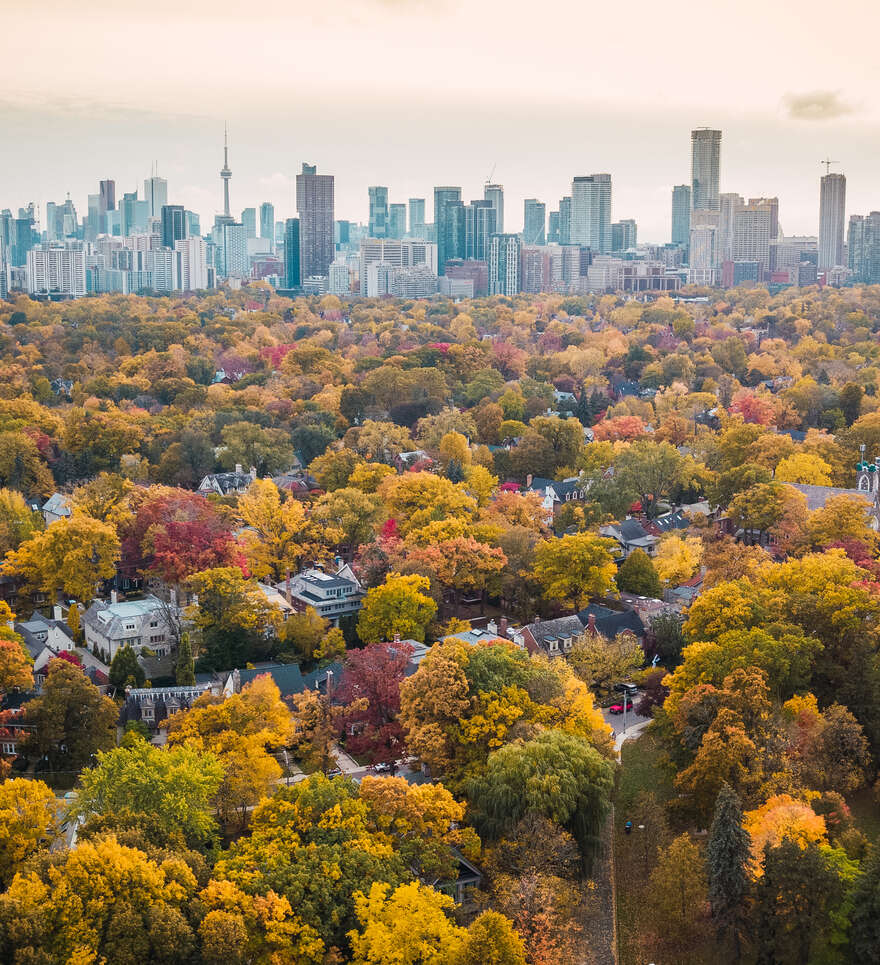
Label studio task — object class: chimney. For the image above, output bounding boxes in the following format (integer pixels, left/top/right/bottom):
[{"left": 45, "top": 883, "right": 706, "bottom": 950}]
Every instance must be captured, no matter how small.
[
  {"left": 235, "top": 463, "right": 243, "bottom": 475},
  {"left": 393, "top": 632, "right": 401, "bottom": 644},
  {"left": 588, "top": 612, "right": 597, "bottom": 634},
  {"left": 487, "top": 619, "right": 498, "bottom": 636},
  {"left": 526, "top": 473, "right": 533, "bottom": 488},
  {"left": 232, "top": 668, "right": 241, "bottom": 693},
  {"left": 499, "top": 617, "right": 508, "bottom": 639},
  {"left": 110, "top": 590, "right": 118, "bottom": 605},
  {"left": 285, "top": 569, "right": 292, "bottom": 605},
  {"left": 170, "top": 587, "right": 177, "bottom": 607},
  {"left": 53, "top": 605, "right": 63, "bottom": 621},
  {"left": 249, "top": 466, "right": 257, "bottom": 481}
]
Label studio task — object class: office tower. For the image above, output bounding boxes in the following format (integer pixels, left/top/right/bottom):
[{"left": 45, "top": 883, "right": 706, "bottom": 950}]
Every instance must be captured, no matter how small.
[
  {"left": 220, "top": 128, "right": 233, "bottom": 221},
  {"left": 185, "top": 210, "right": 200, "bottom": 237},
  {"left": 848, "top": 212, "right": 880, "bottom": 284},
  {"left": 389, "top": 204, "right": 407, "bottom": 239},
  {"left": 691, "top": 128, "right": 721, "bottom": 211},
  {"left": 484, "top": 184, "right": 504, "bottom": 234},
  {"left": 368, "top": 186, "right": 389, "bottom": 238},
  {"left": 612, "top": 219, "right": 637, "bottom": 252},
  {"left": 689, "top": 225, "right": 716, "bottom": 270},
  {"left": 558, "top": 197, "right": 572, "bottom": 245},
  {"left": 99, "top": 180, "right": 116, "bottom": 215},
  {"left": 27, "top": 244, "right": 87, "bottom": 298},
  {"left": 143, "top": 176, "right": 168, "bottom": 218},
  {"left": 548, "top": 211, "right": 560, "bottom": 244},
  {"left": 819, "top": 172, "right": 847, "bottom": 270},
  {"left": 409, "top": 198, "right": 426, "bottom": 237},
  {"left": 296, "top": 163, "right": 335, "bottom": 277},
  {"left": 85, "top": 195, "right": 100, "bottom": 242},
  {"left": 240, "top": 207, "right": 257, "bottom": 238},
  {"left": 45, "top": 202, "right": 59, "bottom": 242},
  {"left": 489, "top": 233, "right": 521, "bottom": 295},
  {"left": 732, "top": 199, "right": 776, "bottom": 275},
  {"left": 335, "top": 221, "right": 351, "bottom": 247},
  {"left": 717, "top": 193, "right": 745, "bottom": 265},
  {"left": 571, "top": 174, "right": 612, "bottom": 253},
  {"left": 434, "top": 187, "right": 462, "bottom": 274},
  {"left": 259, "top": 202, "right": 275, "bottom": 250},
  {"left": 523, "top": 200, "right": 546, "bottom": 246},
  {"left": 284, "top": 217, "right": 302, "bottom": 287},
  {"left": 11, "top": 215, "right": 37, "bottom": 266},
  {"left": 671, "top": 185, "right": 691, "bottom": 247},
  {"left": 161, "top": 205, "right": 186, "bottom": 249}
]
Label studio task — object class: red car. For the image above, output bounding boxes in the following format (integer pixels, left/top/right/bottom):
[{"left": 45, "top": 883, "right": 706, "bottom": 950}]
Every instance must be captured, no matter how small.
[{"left": 609, "top": 698, "right": 634, "bottom": 714}]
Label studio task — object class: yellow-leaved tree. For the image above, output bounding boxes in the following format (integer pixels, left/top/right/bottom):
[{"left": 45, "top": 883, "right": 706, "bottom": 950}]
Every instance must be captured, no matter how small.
[{"left": 653, "top": 533, "right": 703, "bottom": 588}]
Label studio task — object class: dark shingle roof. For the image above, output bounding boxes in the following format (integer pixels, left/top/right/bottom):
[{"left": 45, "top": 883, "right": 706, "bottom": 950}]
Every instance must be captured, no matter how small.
[
  {"left": 577, "top": 604, "right": 646, "bottom": 639},
  {"left": 526, "top": 615, "right": 584, "bottom": 647},
  {"left": 617, "top": 518, "right": 651, "bottom": 542}
]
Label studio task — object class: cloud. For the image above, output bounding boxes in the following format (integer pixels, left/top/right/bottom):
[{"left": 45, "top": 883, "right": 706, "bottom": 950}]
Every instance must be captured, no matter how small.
[{"left": 783, "top": 90, "right": 855, "bottom": 121}]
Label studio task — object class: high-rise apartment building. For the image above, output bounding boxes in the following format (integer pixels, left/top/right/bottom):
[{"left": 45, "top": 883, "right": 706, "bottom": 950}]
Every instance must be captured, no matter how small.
[
  {"left": 571, "top": 175, "right": 612, "bottom": 253},
  {"left": 284, "top": 218, "right": 301, "bottom": 288},
  {"left": 143, "top": 176, "right": 168, "bottom": 219},
  {"left": 358, "top": 239, "right": 438, "bottom": 295},
  {"left": 732, "top": 199, "right": 776, "bottom": 276},
  {"left": 221, "top": 223, "right": 248, "bottom": 279},
  {"left": 688, "top": 225, "right": 716, "bottom": 271},
  {"left": 160, "top": 205, "right": 186, "bottom": 249},
  {"left": 259, "top": 202, "right": 275, "bottom": 251},
  {"left": 558, "top": 197, "right": 572, "bottom": 245},
  {"left": 241, "top": 207, "right": 257, "bottom": 238},
  {"left": 523, "top": 200, "right": 546, "bottom": 246},
  {"left": 819, "top": 172, "right": 847, "bottom": 270},
  {"left": 521, "top": 247, "right": 549, "bottom": 293},
  {"left": 409, "top": 199, "right": 426, "bottom": 237},
  {"left": 368, "top": 186, "right": 389, "bottom": 238},
  {"left": 548, "top": 211, "right": 560, "bottom": 245},
  {"left": 612, "top": 219, "right": 637, "bottom": 252},
  {"left": 27, "top": 244, "right": 87, "bottom": 298},
  {"left": 717, "top": 193, "right": 745, "bottom": 265},
  {"left": 296, "top": 163, "right": 335, "bottom": 278},
  {"left": 489, "top": 233, "right": 521, "bottom": 295},
  {"left": 484, "top": 184, "right": 504, "bottom": 234},
  {"left": 671, "top": 185, "right": 691, "bottom": 247},
  {"left": 175, "top": 236, "right": 210, "bottom": 290},
  {"left": 434, "top": 187, "right": 462, "bottom": 274},
  {"left": 848, "top": 212, "right": 880, "bottom": 284},
  {"left": 691, "top": 128, "right": 721, "bottom": 211},
  {"left": 464, "top": 201, "right": 496, "bottom": 262},
  {"left": 389, "top": 204, "right": 407, "bottom": 239}
]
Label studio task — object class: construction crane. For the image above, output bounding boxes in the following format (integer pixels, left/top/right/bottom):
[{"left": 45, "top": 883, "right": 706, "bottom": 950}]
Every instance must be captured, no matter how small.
[
  {"left": 820, "top": 158, "right": 839, "bottom": 175},
  {"left": 484, "top": 163, "right": 497, "bottom": 186}
]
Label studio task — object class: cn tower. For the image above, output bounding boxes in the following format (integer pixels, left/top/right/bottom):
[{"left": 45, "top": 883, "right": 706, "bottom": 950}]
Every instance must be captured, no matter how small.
[{"left": 220, "top": 124, "right": 232, "bottom": 220}]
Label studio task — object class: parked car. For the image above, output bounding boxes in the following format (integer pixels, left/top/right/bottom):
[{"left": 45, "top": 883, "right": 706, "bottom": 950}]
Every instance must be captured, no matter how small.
[
  {"left": 609, "top": 698, "right": 634, "bottom": 714},
  {"left": 372, "top": 761, "right": 394, "bottom": 774}
]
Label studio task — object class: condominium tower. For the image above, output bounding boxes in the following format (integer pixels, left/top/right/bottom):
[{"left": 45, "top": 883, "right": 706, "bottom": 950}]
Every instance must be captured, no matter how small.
[
  {"left": 571, "top": 175, "right": 612, "bottom": 253},
  {"left": 296, "top": 163, "right": 335, "bottom": 278},
  {"left": 691, "top": 128, "right": 722, "bottom": 211},
  {"left": 818, "top": 172, "right": 847, "bottom": 270}
]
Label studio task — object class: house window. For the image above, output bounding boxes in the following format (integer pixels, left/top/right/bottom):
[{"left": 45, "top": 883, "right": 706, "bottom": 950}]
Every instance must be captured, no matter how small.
[
  {"left": 548, "top": 638, "right": 559, "bottom": 652},
  {"left": 1, "top": 742, "right": 15, "bottom": 755},
  {"left": 149, "top": 634, "right": 165, "bottom": 644},
  {"left": 123, "top": 622, "right": 136, "bottom": 632},
  {"left": 142, "top": 707, "right": 154, "bottom": 720},
  {"left": 563, "top": 637, "right": 572, "bottom": 652},
  {"left": 149, "top": 620, "right": 158, "bottom": 628}
]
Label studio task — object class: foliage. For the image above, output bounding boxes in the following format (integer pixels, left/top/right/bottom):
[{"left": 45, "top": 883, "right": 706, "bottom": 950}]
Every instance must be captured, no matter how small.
[
  {"left": 615, "top": 548, "right": 662, "bottom": 597},
  {"left": 532, "top": 532, "right": 617, "bottom": 609},
  {"left": 109, "top": 644, "right": 145, "bottom": 690},
  {"left": 357, "top": 573, "right": 438, "bottom": 645},
  {"left": 0, "top": 779, "right": 59, "bottom": 885}
]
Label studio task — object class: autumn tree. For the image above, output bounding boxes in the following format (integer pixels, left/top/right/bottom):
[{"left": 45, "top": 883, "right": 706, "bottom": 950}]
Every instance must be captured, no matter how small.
[
  {"left": 0, "top": 487, "right": 43, "bottom": 557},
  {"left": 312, "top": 487, "right": 381, "bottom": 552},
  {"left": 654, "top": 532, "right": 703, "bottom": 587},
  {"left": 407, "top": 537, "right": 507, "bottom": 615},
  {"left": 614, "top": 440, "right": 686, "bottom": 518},
  {"left": 71, "top": 471, "right": 135, "bottom": 528},
  {"left": 646, "top": 834, "right": 708, "bottom": 945},
  {"left": 380, "top": 471, "right": 476, "bottom": 537},
  {"left": 0, "top": 779, "right": 59, "bottom": 884},
  {"left": 456, "top": 911, "right": 527, "bottom": 965},
  {"left": 335, "top": 642, "right": 413, "bottom": 763},
  {"left": 5, "top": 515, "right": 120, "bottom": 603},
  {"left": 357, "top": 573, "right": 438, "bottom": 645},
  {"left": 532, "top": 532, "right": 616, "bottom": 609},
  {"left": 24, "top": 658, "right": 117, "bottom": 770},
  {"left": 109, "top": 643, "right": 145, "bottom": 690},
  {"left": 0, "top": 604, "right": 33, "bottom": 696},
  {"left": 569, "top": 631, "right": 644, "bottom": 699}
]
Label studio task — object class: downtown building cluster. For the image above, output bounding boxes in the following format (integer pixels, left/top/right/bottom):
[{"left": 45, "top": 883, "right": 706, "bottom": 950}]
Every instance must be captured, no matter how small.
[{"left": 3, "top": 127, "right": 880, "bottom": 302}]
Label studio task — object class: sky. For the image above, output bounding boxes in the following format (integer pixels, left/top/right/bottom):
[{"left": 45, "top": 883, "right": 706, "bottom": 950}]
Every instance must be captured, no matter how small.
[{"left": 2, "top": 0, "right": 879, "bottom": 243}]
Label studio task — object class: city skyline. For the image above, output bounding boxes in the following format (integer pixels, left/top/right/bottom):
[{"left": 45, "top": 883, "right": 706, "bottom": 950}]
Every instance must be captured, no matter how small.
[{"left": 2, "top": 0, "right": 879, "bottom": 241}]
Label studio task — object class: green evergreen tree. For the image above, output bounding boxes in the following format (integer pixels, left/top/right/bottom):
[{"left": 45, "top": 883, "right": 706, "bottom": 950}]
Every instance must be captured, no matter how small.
[
  {"left": 707, "top": 784, "right": 751, "bottom": 961},
  {"left": 108, "top": 645, "right": 145, "bottom": 690},
  {"left": 849, "top": 845, "right": 880, "bottom": 962},
  {"left": 175, "top": 632, "right": 196, "bottom": 686},
  {"left": 616, "top": 548, "right": 662, "bottom": 598}
]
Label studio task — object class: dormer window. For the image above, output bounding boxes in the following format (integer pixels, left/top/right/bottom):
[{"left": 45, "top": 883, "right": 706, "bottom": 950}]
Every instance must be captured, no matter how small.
[{"left": 548, "top": 638, "right": 559, "bottom": 653}]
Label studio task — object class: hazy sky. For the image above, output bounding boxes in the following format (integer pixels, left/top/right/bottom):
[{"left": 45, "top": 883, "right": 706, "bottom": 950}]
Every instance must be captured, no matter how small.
[{"left": 2, "top": 0, "right": 879, "bottom": 242}]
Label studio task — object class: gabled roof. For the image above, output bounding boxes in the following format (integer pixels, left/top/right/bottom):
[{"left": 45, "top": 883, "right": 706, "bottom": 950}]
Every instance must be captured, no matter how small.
[
  {"left": 42, "top": 493, "right": 71, "bottom": 516},
  {"left": 577, "top": 603, "right": 646, "bottom": 639},
  {"left": 614, "top": 518, "right": 653, "bottom": 542},
  {"left": 648, "top": 510, "right": 690, "bottom": 534},
  {"left": 524, "top": 615, "right": 584, "bottom": 648},
  {"left": 235, "top": 664, "right": 305, "bottom": 696},
  {"left": 787, "top": 483, "right": 872, "bottom": 513}
]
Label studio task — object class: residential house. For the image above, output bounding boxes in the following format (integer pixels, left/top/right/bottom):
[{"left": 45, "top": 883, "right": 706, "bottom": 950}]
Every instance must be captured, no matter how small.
[
  {"left": 82, "top": 594, "right": 178, "bottom": 662},
  {"left": 512, "top": 615, "right": 584, "bottom": 659},
  {"left": 524, "top": 475, "right": 588, "bottom": 517},
  {"left": 119, "top": 682, "right": 216, "bottom": 730},
  {"left": 443, "top": 623, "right": 512, "bottom": 648},
  {"left": 577, "top": 603, "right": 646, "bottom": 641},
  {"left": 41, "top": 492, "right": 71, "bottom": 526},
  {"left": 197, "top": 464, "right": 257, "bottom": 496},
  {"left": 277, "top": 564, "right": 365, "bottom": 626},
  {"left": 14, "top": 609, "right": 76, "bottom": 687},
  {"left": 600, "top": 518, "right": 659, "bottom": 558},
  {"left": 272, "top": 470, "right": 320, "bottom": 498},
  {"left": 222, "top": 661, "right": 344, "bottom": 702},
  {"left": 644, "top": 509, "right": 691, "bottom": 537}
]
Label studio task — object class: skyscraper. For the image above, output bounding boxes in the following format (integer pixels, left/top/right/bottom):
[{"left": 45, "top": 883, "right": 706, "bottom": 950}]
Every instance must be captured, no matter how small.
[
  {"left": 489, "top": 234, "right": 521, "bottom": 295},
  {"left": 99, "top": 180, "right": 116, "bottom": 214},
  {"left": 523, "top": 200, "right": 546, "bottom": 246},
  {"left": 819, "top": 172, "right": 847, "bottom": 270},
  {"left": 484, "top": 184, "right": 504, "bottom": 234},
  {"left": 296, "top": 163, "right": 335, "bottom": 278},
  {"left": 259, "top": 202, "right": 275, "bottom": 250},
  {"left": 717, "top": 193, "right": 745, "bottom": 265},
  {"left": 143, "top": 176, "right": 168, "bottom": 218},
  {"left": 409, "top": 199, "right": 426, "bottom": 237},
  {"left": 241, "top": 208, "right": 257, "bottom": 239},
  {"left": 571, "top": 175, "right": 612, "bottom": 253},
  {"left": 848, "top": 212, "right": 880, "bottom": 284},
  {"left": 671, "top": 185, "right": 691, "bottom": 247},
  {"left": 558, "top": 197, "right": 572, "bottom": 245},
  {"left": 389, "top": 204, "right": 407, "bottom": 239},
  {"left": 691, "top": 128, "right": 721, "bottom": 211},
  {"left": 284, "top": 218, "right": 301, "bottom": 288},
  {"left": 547, "top": 211, "right": 560, "bottom": 245},
  {"left": 464, "top": 200, "right": 496, "bottom": 261},
  {"left": 368, "top": 186, "right": 389, "bottom": 238},
  {"left": 160, "top": 205, "right": 186, "bottom": 249},
  {"left": 732, "top": 199, "right": 776, "bottom": 276},
  {"left": 434, "top": 187, "right": 462, "bottom": 275}
]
